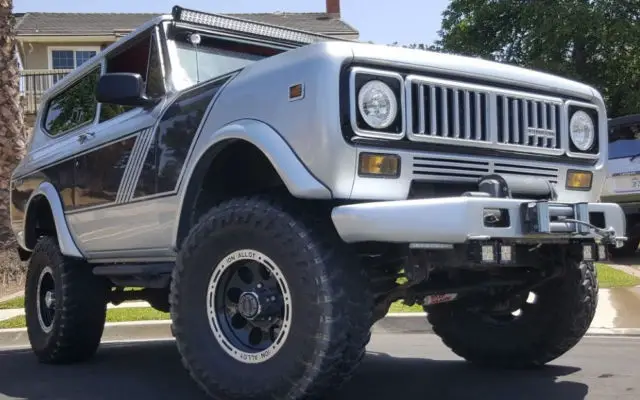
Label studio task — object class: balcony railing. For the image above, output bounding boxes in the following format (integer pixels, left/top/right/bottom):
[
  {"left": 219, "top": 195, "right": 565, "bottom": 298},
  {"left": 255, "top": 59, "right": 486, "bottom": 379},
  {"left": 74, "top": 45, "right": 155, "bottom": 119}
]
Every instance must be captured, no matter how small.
[{"left": 20, "top": 69, "right": 73, "bottom": 114}]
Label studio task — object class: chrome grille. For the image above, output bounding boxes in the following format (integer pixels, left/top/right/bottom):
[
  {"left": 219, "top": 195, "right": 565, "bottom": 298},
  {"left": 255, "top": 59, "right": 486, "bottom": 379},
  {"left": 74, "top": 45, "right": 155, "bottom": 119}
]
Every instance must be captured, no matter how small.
[
  {"left": 496, "top": 95, "right": 561, "bottom": 149},
  {"left": 412, "top": 155, "right": 559, "bottom": 184},
  {"left": 405, "top": 75, "right": 565, "bottom": 155}
]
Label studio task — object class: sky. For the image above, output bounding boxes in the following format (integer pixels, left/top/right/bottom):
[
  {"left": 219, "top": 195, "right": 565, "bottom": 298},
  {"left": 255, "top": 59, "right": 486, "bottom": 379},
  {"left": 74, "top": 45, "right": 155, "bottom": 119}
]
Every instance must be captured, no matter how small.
[{"left": 14, "top": 0, "right": 451, "bottom": 46}]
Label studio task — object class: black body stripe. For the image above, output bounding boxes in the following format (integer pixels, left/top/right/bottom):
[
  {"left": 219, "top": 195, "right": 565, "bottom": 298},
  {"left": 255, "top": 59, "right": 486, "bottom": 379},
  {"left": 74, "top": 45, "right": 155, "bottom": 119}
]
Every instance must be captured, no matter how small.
[
  {"left": 11, "top": 74, "right": 234, "bottom": 222},
  {"left": 10, "top": 160, "right": 76, "bottom": 229},
  {"left": 134, "top": 77, "right": 230, "bottom": 198},
  {"left": 11, "top": 134, "right": 139, "bottom": 217},
  {"left": 72, "top": 136, "right": 137, "bottom": 211}
]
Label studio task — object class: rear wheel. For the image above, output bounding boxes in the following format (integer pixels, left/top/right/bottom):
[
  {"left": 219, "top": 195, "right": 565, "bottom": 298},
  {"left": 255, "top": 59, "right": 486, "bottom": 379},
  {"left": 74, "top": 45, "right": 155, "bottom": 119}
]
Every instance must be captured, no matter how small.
[
  {"left": 170, "top": 195, "right": 372, "bottom": 400},
  {"left": 426, "top": 258, "right": 597, "bottom": 368},
  {"left": 24, "top": 236, "right": 108, "bottom": 364}
]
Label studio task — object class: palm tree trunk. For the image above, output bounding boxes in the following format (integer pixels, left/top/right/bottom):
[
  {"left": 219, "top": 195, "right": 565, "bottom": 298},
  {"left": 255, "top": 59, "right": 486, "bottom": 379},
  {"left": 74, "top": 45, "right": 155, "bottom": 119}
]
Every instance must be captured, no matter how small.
[{"left": 0, "top": 0, "right": 27, "bottom": 250}]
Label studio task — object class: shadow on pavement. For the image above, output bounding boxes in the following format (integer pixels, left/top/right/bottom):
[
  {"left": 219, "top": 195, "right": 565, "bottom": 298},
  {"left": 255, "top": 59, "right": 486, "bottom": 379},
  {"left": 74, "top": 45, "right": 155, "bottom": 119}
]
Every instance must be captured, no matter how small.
[{"left": 0, "top": 341, "right": 587, "bottom": 400}]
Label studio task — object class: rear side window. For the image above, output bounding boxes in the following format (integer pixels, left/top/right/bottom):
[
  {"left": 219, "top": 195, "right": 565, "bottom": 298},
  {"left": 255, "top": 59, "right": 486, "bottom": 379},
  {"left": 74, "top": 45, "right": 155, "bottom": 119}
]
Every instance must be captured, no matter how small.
[
  {"left": 609, "top": 138, "right": 640, "bottom": 160},
  {"left": 44, "top": 67, "right": 101, "bottom": 136}
]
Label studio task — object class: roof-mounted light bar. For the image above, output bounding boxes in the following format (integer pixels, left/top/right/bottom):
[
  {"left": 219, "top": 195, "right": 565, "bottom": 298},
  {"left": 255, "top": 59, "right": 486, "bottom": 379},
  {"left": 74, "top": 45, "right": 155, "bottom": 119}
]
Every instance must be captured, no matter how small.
[{"left": 171, "top": 5, "right": 353, "bottom": 46}]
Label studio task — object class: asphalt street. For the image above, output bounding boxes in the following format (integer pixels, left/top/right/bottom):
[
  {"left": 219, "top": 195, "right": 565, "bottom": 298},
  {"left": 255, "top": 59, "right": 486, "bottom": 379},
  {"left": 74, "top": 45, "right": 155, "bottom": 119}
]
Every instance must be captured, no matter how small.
[{"left": 0, "top": 334, "right": 638, "bottom": 400}]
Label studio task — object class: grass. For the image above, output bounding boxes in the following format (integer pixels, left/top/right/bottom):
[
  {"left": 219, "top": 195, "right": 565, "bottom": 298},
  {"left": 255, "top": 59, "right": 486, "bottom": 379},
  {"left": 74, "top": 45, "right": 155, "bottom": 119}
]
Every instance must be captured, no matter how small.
[
  {"left": 596, "top": 263, "right": 640, "bottom": 288},
  {"left": 0, "top": 263, "right": 638, "bottom": 329},
  {"left": 0, "top": 307, "right": 170, "bottom": 329},
  {"left": 0, "top": 296, "right": 23, "bottom": 310}
]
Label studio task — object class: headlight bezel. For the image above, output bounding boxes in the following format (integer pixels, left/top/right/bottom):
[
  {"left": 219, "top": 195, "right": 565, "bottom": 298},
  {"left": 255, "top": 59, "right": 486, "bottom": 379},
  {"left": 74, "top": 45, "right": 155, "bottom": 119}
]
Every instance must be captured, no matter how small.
[
  {"left": 564, "top": 100, "right": 600, "bottom": 159},
  {"left": 349, "top": 67, "right": 405, "bottom": 140}
]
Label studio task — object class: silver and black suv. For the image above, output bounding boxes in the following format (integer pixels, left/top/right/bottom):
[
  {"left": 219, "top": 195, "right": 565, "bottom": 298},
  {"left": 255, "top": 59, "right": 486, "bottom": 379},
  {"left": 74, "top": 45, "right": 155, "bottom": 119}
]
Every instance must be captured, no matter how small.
[{"left": 9, "top": 5, "right": 627, "bottom": 400}]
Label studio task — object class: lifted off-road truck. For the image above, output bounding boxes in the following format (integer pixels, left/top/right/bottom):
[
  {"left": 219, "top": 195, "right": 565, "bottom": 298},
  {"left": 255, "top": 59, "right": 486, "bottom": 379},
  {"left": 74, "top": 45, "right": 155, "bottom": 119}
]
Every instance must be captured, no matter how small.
[{"left": 10, "top": 5, "right": 626, "bottom": 399}]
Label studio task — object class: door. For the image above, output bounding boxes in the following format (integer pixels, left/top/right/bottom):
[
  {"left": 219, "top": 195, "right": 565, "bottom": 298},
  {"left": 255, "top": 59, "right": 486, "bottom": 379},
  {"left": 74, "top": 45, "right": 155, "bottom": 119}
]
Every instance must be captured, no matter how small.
[{"left": 64, "top": 25, "right": 176, "bottom": 259}]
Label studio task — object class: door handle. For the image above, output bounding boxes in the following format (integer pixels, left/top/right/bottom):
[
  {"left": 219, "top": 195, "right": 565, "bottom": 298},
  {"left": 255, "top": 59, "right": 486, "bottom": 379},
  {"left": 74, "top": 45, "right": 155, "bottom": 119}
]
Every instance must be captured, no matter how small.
[{"left": 77, "top": 132, "right": 95, "bottom": 144}]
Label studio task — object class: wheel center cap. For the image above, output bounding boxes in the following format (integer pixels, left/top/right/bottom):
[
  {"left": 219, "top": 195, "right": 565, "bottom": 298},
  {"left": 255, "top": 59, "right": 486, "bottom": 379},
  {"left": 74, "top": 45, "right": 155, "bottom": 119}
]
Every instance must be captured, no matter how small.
[
  {"left": 44, "top": 291, "right": 55, "bottom": 308},
  {"left": 238, "top": 292, "right": 261, "bottom": 319}
]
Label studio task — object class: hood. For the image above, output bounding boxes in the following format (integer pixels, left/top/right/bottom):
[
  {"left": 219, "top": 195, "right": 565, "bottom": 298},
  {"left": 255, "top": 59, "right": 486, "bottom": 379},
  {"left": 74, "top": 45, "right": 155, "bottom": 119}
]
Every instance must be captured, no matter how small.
[{"left": 345, "top": 42, "right": 597, "bottom": 101}]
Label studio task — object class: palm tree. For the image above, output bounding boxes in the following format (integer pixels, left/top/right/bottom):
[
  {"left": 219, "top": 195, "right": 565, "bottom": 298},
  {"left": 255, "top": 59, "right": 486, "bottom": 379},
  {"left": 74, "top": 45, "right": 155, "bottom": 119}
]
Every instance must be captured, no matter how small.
[
  {"left": 0, "top": 0, "right": 28, "bottom": 296},
  {"left": 0, "top": 0, "right": 27, "bottom": 248}
]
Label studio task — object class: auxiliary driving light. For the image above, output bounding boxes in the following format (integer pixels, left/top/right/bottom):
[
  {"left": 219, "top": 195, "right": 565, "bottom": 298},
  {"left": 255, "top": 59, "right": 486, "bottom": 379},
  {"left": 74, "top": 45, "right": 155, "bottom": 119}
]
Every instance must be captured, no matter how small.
[
  {"left": 481, "top": 245, "right": 495, "bottom": 263},
  {"left": 566, "top": 170, "right": 593, "bottom": 190},
  {"left": 500, "top": 244, "right": 514, "bottom": 263},
  {"left": 582, "top": 244, "right": 594, "bottom": 261},
  {"left": 598, "top": 244, "right": 607, "bottom": 260},
  {"left": 358, "top": 152, "right": 400, "bottom": 178}
]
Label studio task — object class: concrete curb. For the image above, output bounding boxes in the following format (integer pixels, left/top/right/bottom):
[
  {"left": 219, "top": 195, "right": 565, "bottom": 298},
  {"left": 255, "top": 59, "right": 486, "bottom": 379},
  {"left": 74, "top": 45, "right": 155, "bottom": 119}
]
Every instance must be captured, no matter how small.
[{"left": 1, "top": 313, "right": 639, "bottom": 349}]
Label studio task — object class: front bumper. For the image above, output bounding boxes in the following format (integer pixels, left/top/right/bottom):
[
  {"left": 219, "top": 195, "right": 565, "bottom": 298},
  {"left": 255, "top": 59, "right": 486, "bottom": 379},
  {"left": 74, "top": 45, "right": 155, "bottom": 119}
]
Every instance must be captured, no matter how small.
[{"left": 331, "top": 197, "right": 626, "bottom": 245}]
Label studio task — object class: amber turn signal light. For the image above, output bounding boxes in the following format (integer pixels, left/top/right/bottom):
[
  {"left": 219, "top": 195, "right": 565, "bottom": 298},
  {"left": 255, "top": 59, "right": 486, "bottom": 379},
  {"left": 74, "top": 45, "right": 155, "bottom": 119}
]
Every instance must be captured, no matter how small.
[
  {"left": 358, "top": 153, "right": 400, "bottom": 178},
  {"left": 566, "top": 170, "right": 592, "bottom": 190}
]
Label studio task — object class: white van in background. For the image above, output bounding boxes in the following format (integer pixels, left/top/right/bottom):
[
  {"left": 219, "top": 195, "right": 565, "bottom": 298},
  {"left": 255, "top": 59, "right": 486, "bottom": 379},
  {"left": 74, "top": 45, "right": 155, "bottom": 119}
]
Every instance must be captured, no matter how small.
[{"left": 601, "top": 114, "right": 640, "bottom": 257}]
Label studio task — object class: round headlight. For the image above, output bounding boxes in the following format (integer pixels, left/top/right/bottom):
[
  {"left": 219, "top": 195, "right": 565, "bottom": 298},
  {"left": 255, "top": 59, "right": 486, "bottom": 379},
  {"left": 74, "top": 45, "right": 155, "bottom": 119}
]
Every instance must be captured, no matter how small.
[
  {"left": 569, "top": 110, "right": 595, "bottom": 151},
  {"left": 357, "top": 80, "right": 398, "bottom": 129}
]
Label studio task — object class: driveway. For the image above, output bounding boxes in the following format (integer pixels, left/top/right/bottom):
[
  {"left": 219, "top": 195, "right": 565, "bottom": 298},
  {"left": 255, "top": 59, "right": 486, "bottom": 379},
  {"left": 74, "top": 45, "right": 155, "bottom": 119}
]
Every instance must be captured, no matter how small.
[{"left": 0, "top": 333, "right": 638, "bottom": 399}]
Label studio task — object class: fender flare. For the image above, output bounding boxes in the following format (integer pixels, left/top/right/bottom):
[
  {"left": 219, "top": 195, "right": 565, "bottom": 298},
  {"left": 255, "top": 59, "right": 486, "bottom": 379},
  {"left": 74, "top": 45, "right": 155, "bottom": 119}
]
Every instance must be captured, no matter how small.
[
  {"left": 210, "top": 120, "right": 332, "bottom": 199},
  {"left": 23, "top": 181, "right": 84, "bottom": 259},
  {"left": 172, "top": 119, "right": 332, "bottom": 249}
]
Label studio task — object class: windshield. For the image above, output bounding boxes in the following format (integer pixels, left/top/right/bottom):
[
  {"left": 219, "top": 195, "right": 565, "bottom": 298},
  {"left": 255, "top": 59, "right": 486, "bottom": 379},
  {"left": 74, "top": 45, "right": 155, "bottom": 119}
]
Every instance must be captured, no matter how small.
[{"left": 166, "top": 33, "right": 280, "bottom": 90}]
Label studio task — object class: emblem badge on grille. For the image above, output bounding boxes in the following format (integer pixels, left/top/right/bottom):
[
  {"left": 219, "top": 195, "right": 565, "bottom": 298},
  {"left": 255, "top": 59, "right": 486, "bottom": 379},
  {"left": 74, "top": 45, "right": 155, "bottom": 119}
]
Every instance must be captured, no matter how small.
[{"left": 524, "top": 126, "right": 555, "bottom": 138}]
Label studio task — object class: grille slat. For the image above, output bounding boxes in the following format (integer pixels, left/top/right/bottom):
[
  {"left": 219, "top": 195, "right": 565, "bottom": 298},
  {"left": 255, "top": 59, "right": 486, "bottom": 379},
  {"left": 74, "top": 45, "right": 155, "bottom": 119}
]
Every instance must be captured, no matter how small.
[
  {"left": 406, "top": 75, "right": 565, "bottom": 155},
  {"left": 412, "top": 155, "right": 560, "bottom": 184},
  {"left": 464, "top": 91, "right": 471, "bottom": 139}
]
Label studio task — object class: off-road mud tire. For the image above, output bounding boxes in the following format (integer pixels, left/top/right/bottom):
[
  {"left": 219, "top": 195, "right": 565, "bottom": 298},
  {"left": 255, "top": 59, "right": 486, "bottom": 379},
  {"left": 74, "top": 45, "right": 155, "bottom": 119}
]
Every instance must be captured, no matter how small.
[
  {"left": 170, "top": 194, "right": 372, "bottom": 400},
  {"left": 24, "top": 236, "right": 108, "bottom": 364},
  {"left": 426, "top": 259, "right": 598, "bottom": 368}
]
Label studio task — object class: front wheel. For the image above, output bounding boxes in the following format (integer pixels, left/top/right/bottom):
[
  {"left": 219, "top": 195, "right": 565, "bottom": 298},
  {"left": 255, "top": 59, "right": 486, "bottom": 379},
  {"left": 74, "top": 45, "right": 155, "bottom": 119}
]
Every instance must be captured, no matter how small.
[
  {"left": 170, "top": 195, "right": 372, "bottom": 400},
  {"left": 426, "top": 258, "right": 598, "bottom": 368}
]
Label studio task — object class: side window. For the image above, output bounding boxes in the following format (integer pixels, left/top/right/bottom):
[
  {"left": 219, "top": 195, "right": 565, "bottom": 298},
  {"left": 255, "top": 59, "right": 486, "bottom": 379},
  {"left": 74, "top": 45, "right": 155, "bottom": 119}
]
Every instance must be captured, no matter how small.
[
  {"left": 44, "top": 67, "right": 100, "bottom": 136},
  {"left": 99, "top": 28, "right": 166, "bottom": 123}
]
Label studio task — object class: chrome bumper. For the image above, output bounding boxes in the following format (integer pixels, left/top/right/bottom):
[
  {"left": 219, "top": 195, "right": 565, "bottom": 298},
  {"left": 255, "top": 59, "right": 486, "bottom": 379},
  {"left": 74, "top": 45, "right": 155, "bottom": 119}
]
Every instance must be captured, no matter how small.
[{"left": 331, "top": 197, "right": 626, "bottom": 245}]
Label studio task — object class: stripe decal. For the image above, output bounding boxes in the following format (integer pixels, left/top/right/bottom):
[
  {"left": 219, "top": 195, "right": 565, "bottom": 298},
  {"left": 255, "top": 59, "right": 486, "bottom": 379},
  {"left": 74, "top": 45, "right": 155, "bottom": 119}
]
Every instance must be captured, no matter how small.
[
  {"left": 115, "top": 131, "right": 145, "bottom": 204},
  {"left": 115, "top": 127, "right": 155, "bottom": 203}
]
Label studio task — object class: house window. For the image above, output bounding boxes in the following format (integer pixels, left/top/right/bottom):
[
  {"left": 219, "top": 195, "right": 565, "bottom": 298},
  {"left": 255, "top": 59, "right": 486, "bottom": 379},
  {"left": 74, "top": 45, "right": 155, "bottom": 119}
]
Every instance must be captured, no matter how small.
[{"left": 49, "top": 47, "right": 99, "bottom": 70}]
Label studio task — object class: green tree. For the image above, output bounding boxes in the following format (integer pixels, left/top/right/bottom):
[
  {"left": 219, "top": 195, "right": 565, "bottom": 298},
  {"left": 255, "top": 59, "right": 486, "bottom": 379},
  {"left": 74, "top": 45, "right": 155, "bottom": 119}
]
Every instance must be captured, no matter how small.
[{"left": 433, "top": 0, "right": 640, "bottom": 118}]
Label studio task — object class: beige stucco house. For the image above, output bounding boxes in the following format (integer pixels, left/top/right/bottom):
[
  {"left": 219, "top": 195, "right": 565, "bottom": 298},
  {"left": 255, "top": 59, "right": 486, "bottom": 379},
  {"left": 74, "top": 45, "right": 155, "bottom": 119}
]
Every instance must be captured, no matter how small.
[{"left": 16, "top": 0, "right": 357, "bottom": 115}]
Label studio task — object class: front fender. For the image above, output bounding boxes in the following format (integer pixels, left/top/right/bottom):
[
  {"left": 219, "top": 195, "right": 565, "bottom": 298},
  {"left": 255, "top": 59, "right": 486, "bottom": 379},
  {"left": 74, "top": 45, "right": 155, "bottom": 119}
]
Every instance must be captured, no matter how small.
[
  {"left": 172, "top": 119, "right": 332, "bottom": 249},
  {"left": 192, "top": 119, "right": 332, "bottom": 199},
  {"left": 24, "top": 182, "right": 84, "bottom": 258}
]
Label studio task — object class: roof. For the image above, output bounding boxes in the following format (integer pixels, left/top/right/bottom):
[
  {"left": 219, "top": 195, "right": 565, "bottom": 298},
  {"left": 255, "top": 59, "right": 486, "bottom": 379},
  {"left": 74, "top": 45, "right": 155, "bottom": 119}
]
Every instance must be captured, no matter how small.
[{"left": 14, "top": 11, "right": 359, "bottom": 37}]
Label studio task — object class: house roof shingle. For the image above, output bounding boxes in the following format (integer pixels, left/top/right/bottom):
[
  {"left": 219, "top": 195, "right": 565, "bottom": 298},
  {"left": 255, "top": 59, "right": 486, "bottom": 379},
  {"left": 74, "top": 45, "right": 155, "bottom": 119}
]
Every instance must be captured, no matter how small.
[{"left": 15, "top": 11, "right": 359, "bottom": 37}]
